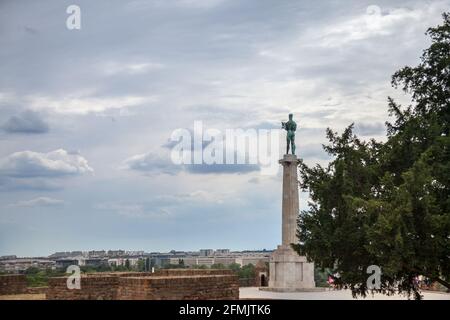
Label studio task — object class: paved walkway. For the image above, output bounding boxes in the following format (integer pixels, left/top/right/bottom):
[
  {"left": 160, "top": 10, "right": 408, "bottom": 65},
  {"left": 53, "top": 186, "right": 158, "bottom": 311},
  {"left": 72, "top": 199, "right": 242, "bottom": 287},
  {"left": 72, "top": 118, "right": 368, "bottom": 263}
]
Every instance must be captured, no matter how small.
[{"left": 240, "top": 287, "right": 450, "bottom": 300}]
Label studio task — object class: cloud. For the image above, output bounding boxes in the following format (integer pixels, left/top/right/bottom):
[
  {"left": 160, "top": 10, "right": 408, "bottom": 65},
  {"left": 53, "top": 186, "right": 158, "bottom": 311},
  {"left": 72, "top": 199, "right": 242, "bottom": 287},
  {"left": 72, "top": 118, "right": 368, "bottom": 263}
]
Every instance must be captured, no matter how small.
[
  {"left": 187, "top": 163, "right": 260, "bottom": 174},
  {"left": 248, "top": 176, "right": 261, "bottom": 184},
  {"left": 28, "top": 95, "right": 155, "bottom": 115},
  {"left": 161, "top": 129, "right": 213, "bottom": 151},
  {"left": 0, "top": 149, "right": 93, "bottom": 178},
  {"left": 100, "top": 61, "right": 165, "bottom": 75},
  {"left": 123, "top": 150, "right": 260, "bottom": 175},
  {"left": 95, "top": 189, "right": 236, "bottom": 218},
  {"left": 153, "top": 190, "right": 227, "bottom": 205},
  {"left": 123, "top": 151, "right": 181, "bottom": 175},
  {"left": 95, "top": 202, "right": 170, "bottom": 218},
  {"left": 2, "top": 110, "right": 49, "bottom": 134},
  {"left": 8, "top": 197, "right": 64, "bottom": 207},
  {"left": 299, "top": 143, "right": 332, "bottom": 161},
  {"left": 355, "top": 122, "right": 386, "bottom": 136},
  {"left": 0, "top": 177, "right": 60, "bottom": 192},
  {"left": 24, "top": 26, "right": 39, "bottom": 36},
  {"left": 318, "top": 6, "right": 424, "bottom": 48}
]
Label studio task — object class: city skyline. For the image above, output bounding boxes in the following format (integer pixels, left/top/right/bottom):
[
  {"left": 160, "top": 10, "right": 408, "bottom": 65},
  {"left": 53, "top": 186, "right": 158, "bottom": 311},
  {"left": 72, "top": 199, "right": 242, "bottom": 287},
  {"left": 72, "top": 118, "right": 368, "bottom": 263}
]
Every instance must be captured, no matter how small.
[{"left": 1, "top": 247, "right": 273, "bottom": 258}]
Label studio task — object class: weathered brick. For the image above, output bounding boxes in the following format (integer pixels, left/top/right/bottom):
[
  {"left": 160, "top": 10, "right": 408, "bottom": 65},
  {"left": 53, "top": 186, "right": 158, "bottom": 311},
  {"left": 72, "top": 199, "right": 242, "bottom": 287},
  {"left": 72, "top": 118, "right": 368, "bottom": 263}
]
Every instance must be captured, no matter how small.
[
  {"left": 0, "top": 274, "right": 28, "bottom": 295},
  {"left": 45, "top": 269, "right": 238, "bottom": 300}
]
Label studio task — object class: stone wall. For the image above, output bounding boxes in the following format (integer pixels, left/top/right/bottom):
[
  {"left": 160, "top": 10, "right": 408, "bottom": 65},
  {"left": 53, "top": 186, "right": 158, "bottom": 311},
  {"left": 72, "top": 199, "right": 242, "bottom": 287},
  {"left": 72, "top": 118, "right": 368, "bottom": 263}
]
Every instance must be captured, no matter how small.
[
  {"left": 46, "top": 269, "right": 239, "bottom": 300},
  {"left": 0, "top": 274, "right": 28, "bottom": 295}
]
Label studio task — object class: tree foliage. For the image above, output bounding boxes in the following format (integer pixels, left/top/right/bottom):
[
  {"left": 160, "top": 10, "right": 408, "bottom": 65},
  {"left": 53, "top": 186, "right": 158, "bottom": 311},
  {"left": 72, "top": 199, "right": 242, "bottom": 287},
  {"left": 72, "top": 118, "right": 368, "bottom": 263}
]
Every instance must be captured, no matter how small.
[{"left": 295, "top": 13, "right": 450, "bottom": 299}]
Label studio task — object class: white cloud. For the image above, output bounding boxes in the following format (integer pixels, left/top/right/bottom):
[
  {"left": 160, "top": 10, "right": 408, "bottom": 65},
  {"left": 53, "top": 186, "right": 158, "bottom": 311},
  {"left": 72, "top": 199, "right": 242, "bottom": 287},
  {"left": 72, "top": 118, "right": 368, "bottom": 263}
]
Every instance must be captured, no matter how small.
[
  {"left": 0, "top": 91, "right": 17, "bottom": 104},
  {"left": 8, "top": 197, "right": 64, "bottom": 207},
  {"left": 101, "top": 61, "right": 165, "bottom": 75},
  {"left": 0, "top": 149, "right": 93, "bottom": 178},
  {"left": 27, "top": 95, "right": 155, "bottom": 115},
  {"left": 318, "top": 6, "right": 424, "bottom": 47}
]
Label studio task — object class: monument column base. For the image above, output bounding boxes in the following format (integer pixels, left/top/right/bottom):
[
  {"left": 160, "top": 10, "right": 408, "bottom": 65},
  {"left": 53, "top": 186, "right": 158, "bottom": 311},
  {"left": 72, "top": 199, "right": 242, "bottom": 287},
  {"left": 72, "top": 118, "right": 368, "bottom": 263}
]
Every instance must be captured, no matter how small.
[{"left": 263, "top": 244, "right": 316, "bottom": 292}]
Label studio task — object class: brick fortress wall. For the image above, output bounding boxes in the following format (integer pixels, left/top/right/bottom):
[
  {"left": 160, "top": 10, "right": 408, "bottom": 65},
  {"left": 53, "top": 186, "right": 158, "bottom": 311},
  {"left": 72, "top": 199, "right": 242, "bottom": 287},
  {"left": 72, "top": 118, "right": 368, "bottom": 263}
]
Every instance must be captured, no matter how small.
[
  {"left": 0, "top": 274, "right": 28, "bottom": 295},
  {"left": 46, "top": 270, "right": 239, "bottom": 300},
  {"left": 47, "top": 274, "right": 119, "bottom": 300}
]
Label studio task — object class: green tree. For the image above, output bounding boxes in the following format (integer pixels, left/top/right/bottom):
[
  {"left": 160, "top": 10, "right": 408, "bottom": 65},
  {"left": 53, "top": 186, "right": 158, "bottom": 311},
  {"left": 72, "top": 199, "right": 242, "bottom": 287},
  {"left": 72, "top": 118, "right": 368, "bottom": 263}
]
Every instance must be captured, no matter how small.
[
  {"left": 145, "top": 258, "right": 151, "bottom": 271},
  {"left": 227, "top": 263, "right": 241, "bottom": 273},
  {"left": 295, "top": 13, "right": 450, "bottom": 299},
  {"left": 25, "top": 268, "right": 65, "bottom": 287},
  {"left": 238, "top": 264, "right": 256, "bottom": 279},
  {"left": 137, "top": 259, "right": 145, "bottom": 272}
]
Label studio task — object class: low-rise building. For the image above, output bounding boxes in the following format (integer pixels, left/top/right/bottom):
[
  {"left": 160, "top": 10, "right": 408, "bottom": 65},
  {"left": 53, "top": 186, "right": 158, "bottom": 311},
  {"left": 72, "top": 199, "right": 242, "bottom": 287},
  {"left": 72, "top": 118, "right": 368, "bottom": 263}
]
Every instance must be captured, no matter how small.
[
  {"left": 0, "top": 258, "right": 55, "bottom": 272},
  {"left": 55, "top": 259, "right": 78, "bottom": 270},
  {"left": 199, "top": 249, "right": 214, "bottom": 256},
  {"left": 215, "top": 249, "right": 230, "bottom": 255},
  {"left": 84, "top": 258, "right": 109, "bottom": 267}
]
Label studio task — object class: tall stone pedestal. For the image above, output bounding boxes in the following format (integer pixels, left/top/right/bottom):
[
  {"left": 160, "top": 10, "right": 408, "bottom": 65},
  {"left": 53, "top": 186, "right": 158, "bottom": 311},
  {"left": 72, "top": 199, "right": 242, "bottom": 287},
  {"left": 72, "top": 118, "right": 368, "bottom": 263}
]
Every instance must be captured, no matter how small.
[{"left": 265, "top": 154, "right": 315, "bottom": 291}]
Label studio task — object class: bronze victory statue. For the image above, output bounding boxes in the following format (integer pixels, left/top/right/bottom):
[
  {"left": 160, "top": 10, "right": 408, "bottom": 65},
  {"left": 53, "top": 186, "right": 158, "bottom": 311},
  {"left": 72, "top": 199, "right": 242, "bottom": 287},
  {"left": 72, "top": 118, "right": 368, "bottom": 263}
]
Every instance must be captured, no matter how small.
[{"left": 282, "top": 113, "right": 297, "bottom": 155}]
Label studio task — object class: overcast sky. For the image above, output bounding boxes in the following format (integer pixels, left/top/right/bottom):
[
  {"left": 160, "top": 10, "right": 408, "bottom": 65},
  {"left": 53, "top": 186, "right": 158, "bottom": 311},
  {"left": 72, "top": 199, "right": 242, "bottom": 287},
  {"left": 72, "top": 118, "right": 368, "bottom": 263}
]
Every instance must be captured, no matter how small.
[{"left": 0, "top": 0, "right": 448, "bottom": 257}]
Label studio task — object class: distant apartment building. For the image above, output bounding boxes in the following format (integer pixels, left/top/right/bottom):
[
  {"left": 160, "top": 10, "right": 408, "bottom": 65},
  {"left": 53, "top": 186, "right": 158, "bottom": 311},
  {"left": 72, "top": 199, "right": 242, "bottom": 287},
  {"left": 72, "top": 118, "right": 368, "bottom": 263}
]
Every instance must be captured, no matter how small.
[
  {"left": 168, "top": 257, "right": 188, "bottom": 265},
  {"left": 213, "top": 257, "right": 236, "bottom": 265},
  {"left": 215, "top": 249, "right": 230, "bottom": 255},
  {"left": 0, "top": 258, "right": 55, "bottom": 272},
  {"left": 108, "top": 257, "right": 141, "bottom": 267},
  {"left": 199, "top": 249, "right": 214, "bottom": 256},
  {"left": 179, "top": 257, "right": 215, "bottom": 267},
  {"left": 169, "top": 256, "right": 269, "bottom": 268},
  {"left": 107, "top": 250, "right": 125, "bottom": 257},
  {"left": 0, "top": 255, "right": 17, "bottom": 260},
  {"left": 49, "top": 252, "right": 71, "bottom": 259},
  {"left": 84, "top": 258, "right": 109, "bottom": 267},
  {"left": 55, "top": 259, "right": 78, "bottom": 270},
  {"left": 88, "top": 250, "right": 106, "bottom": 258},
  {"left": 235, "top": 257, "right": 269, "bottom": 266},
  {"left": 125, "top": 251, "right": 145, "bottom": 256}
]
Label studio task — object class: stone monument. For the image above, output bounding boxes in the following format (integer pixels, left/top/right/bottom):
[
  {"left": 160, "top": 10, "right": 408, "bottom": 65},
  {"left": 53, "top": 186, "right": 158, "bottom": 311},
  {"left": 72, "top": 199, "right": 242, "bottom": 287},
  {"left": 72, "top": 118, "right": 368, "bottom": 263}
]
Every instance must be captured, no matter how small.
[{"left": 264, "top": 114, "right": 315, "bottom": 291}]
